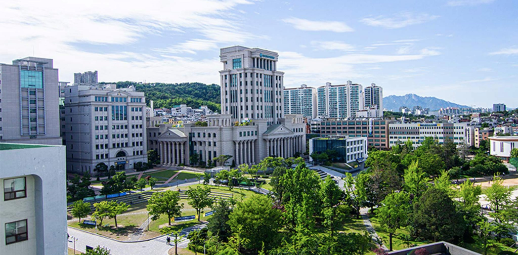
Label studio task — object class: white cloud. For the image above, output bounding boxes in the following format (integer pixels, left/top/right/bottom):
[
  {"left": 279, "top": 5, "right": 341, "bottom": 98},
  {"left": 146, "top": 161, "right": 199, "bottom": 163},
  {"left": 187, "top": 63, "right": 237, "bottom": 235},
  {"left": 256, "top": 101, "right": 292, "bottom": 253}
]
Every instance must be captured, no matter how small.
[
  {"left": 420, "top": 48, "right": 441, "bottom": 56},
  {"left": 489, "top": 48, "right": 518, "bottom": 55},
  {"left": 282, "top": 17, "right": 354, "bottom": 32},
  {"left": 397, "top": 46, "right": 412, "bottom": 54},
  {"left": 460, "top": 77, "right": 495, "bottom": 84},
  {"left": 281, "top": 50, "right": 439, "bottom": 87},
  {"left": 360, "top": 12, "right": 439, "bottom": 29},
  {"left": 447, "top": 0, "right": 495, "bottom": 6},
  {"left": 311, "top": 41, "right": 355, "bottom": 51},
  {"left": 0, "top": 0, "right": 256, "bottom": 83}
]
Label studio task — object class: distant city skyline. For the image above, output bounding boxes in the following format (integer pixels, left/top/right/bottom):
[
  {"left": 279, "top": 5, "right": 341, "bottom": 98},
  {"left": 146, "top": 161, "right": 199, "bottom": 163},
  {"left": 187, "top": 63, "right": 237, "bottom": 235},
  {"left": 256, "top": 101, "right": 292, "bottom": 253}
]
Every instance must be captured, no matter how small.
[{"left": 1, "top": 0, "right": 517, "bottom": 108}]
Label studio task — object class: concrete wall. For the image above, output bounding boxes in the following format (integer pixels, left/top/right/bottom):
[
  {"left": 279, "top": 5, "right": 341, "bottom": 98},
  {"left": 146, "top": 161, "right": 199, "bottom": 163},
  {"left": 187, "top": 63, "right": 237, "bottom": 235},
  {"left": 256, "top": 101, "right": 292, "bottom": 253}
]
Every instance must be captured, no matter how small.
[{"left": 0, "top": 145, "right": 67, "bottom": 255}]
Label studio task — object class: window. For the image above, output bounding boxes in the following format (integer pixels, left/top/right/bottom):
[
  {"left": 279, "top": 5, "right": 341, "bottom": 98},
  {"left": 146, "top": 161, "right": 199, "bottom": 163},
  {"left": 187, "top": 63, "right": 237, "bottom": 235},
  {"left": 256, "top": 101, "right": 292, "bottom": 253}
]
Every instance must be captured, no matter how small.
[
  {"left": 5, "top": 219, "right": 28, "bottom": 244},
  {"left": 4, "top": 177, "right": 26, "bottom": 201},
  {"left": 232, "top": 58, "right": 242, "bottom": 69}
]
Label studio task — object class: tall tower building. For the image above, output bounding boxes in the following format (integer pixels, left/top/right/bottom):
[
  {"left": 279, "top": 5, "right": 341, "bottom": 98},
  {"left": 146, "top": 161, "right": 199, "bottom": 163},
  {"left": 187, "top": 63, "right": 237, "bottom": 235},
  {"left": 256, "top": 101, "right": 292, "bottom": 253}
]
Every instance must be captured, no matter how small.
[
  {"left": 364, "top": 83, "right": 383, "bottom": 117},
  {"left": 284, "top": 84, "right": 317, "bottom": 119},
  {"left": 219, "top": 46, "right": 284, "bottom": 125},
  {"left": 0, "top": 57, "right": 61, "bottom": 145},
  {"left": 317, "top": 81, "right": 363, "bottom": 119}
]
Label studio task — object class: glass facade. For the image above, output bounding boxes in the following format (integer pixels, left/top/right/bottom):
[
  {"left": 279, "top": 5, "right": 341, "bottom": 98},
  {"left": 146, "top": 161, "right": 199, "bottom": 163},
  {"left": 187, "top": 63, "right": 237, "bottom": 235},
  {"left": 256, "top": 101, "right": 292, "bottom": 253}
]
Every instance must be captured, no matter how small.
[
  {"left": 232, "top": 58, "right": 242, "bottom": 69},
  {"left": 111, "top": 105, "right": 128, "bottom": 121},
  {"left": 20, "top": 70, "right": 43, "bottom": 89}
]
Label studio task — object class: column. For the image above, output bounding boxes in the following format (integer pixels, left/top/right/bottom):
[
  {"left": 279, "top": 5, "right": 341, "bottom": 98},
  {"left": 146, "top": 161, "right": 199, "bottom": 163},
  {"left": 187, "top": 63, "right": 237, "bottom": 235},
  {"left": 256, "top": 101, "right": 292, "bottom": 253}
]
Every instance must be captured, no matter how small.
[
  {"left": 252, "top": 140, "right": 255, "bottom": 164},
  {"left": 247, "top": 141, "right": 251, "bottom": 164},
  {"left": 174, "top": 142, "right": 178, "bottom": 166},
  {"left": 165, "top": 142, "right": 169, "bottom": 165},
  {"left": 160, "top": 142, "right": 164, "bottom": 164},
  {"left": 235, "top": 141, "right": 239, "bottom": 166},
  {"left": 180, "top": 142, "right": 184, "bottom": 165}
]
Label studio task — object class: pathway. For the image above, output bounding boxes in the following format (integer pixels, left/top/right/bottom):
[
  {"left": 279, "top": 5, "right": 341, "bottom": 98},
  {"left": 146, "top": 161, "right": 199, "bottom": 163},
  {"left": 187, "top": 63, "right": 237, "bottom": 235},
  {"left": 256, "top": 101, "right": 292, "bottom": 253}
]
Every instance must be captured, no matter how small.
[
  {"left": 360, "top": 208, "right": 388, "bottom": 251},
  {"left": 137, "top": 172, "right": 144, "bottom": 180}
]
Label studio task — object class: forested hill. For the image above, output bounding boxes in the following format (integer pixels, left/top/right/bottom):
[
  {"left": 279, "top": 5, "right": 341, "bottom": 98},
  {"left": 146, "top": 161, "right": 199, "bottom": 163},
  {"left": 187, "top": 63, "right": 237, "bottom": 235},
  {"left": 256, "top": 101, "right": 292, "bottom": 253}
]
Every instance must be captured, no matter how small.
[{"left": 114, "top": 82, "right": 221, "bottom": 112}]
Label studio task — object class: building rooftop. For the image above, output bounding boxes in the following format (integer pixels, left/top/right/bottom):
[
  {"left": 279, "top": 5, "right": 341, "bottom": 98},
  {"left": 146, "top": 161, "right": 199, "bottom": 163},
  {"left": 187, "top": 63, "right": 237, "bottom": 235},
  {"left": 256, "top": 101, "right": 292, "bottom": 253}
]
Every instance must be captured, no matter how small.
[{"left": 0, "top": 143, "right": 51, "bottom": 151}]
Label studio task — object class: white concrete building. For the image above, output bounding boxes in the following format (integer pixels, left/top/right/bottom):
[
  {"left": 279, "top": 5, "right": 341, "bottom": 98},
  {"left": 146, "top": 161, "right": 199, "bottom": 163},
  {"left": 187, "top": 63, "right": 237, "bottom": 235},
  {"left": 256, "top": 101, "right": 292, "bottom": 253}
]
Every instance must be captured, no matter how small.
[
  {"left": 65, "top": 84, "right": 147, "bottom": 173},
  {"left": 284, "top": 84, "right": 317, "bottom": 119},
  {"left": 317, "top": 81, "right": 363, "bottom": 119},
  {"left": 0, "top": 143, "right": 67, "bottom": 255},
  {"left": 148, "top": 46, "right": 306, "bottom": 166},
  {"left": 220, "top": 46, "right": 284, "bottom": 125},
  {"left": 389, "top": 122, "right": 471, "bottom": 147},
  {"left": 0, "top": 57, "right": 62, "bottom": 145},
  {"left": 308, "top": 136, "right": 368, "bottom": 163},
  {"left": 489, "top": 136, "right": 518, "bottom": 161},
  {"left": 364, "top": 83, "right": 383, "bottom": 118}
]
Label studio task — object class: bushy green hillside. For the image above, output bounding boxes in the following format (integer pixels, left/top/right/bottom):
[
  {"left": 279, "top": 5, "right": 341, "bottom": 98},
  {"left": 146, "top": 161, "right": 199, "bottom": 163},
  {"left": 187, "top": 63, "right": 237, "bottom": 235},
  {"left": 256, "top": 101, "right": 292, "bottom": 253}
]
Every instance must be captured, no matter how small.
[{"left": 114, "top": 81, "right": 221, "bottom": 112}]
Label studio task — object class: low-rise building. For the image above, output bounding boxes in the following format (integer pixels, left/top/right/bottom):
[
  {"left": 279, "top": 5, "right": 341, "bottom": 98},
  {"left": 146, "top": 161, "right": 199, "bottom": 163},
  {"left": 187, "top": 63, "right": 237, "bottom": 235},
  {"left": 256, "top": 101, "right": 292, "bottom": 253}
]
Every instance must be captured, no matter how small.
[
  {"left": 319, "top": 119, "right": 389, "bottom": 150},
  {"left": 148, "top": 114, "right": 306, "bottom": 166},
  {"left": 0, "top": 143, "right": 67, "bottom": 255},
  {"left": 308, "top": 136, "right": 368, "bottom": 163},
  {"left": 389, "top": 122, "right": 471, "bottom": 147},
  {"left": 489, "top": 136, "right": 518, "bottom": 161},
  {"left": 474, "top": 127, "right": 494, "bottom": 148}
]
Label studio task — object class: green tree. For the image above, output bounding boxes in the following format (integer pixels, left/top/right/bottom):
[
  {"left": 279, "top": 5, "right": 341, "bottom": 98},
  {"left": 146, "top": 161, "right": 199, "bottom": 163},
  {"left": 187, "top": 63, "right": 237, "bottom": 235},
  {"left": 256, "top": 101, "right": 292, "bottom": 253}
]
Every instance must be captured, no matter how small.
[
  {"left": 418, "top": 153, "right": 445, "bottom": 176},
  {"left": 378, "top": 191, "right": 411, "bottom": 251},
  {"left": 343, "top": 173, "right": 362, "bottom": 219},
  {"left": 208, "top": 199, "right": 233, "bottom": 242},
  {"left": 71, "top": 200, "right": 91, "bottom": 224},
  {"left": 111, "top": 171, "right": 127, "bottom": 194},
  {"left": 186, "top": 186, "right": 213, "bottom": 221},
  {"left": 92, "top": 201, "right": 113, "bottom": 227},
  {"left": 511, "top": 148, "right": 518, "bottom": 158},
  {"left": 412, "top": 188, "right": 465, "bottom": 242},
  {"left": 148, "top": 149, "right": 160, "bottom": 165},
  {"left": 147, "top": 190, "right": 184, "bottom": 225},
  {"left": 203, "top": 172, "right": 211, "bottom": 185},
  {"left": 148, "top": 177, "right": 157, "bottom": 190},
  {"left": 477, "top": 219, "right": 497, "bottom": 255},
  {"left": 214, "top": 155, "right": 232, "bottom": 166},
  {"left": 404, "top": 161, "right": 429, "bottom": 200},
  {"left": 228, "top": 195, "right": 282, "bottom": 251},
  {"left": 485, "top": 176, "right": 513, "bottom": 214},
  {"left": 94, "top": 163, "right": 108, "bottom": 177},
  {"left": 188, "top": 229, "right": 208, "bottom": 255},
  {"left": 190, "top": 152, "right": 200, "bottom": 166},
  {"left": 279, "top": 164, "right": 321, "bottom": 232},
  {"left": 109, "top": 201, "right": 129, "bottom": 228},
  {"left": 320, "top": 175, "right": 344, "bottom": 236},
  {"left": 434, "top": 170, "right": 453, "bottom": 197},
  {"left": 135, "top": 178, "right": 147, "bottom": 191},
  {"left": 85, "top": 246, "right": 111, "bottom": 255}
]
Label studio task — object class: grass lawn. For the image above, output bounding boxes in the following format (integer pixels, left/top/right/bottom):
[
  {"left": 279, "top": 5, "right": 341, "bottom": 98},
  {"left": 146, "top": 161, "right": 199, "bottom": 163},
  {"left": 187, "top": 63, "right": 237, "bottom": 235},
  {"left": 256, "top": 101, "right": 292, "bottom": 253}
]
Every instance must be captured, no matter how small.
[
  {"left": 369, "top": 214, "right": 427, "bottom": 251},
  {"left": 461, "top": 237, "right": 517, "bottom": 255},
  {"left": 68, "top": 247, "right": 82, "bottom": 255},
  {"left": 262, "top": 183, "right": 273, "bottom": 191},
  {"left": 340, "top": 217, "right": 369, "bottom": 234},
  {"left": 69, "top": 211, "right": 149, "bottom": 240},
  {"left": 145, "top": 170, "right": 203, "bottom": 181}
]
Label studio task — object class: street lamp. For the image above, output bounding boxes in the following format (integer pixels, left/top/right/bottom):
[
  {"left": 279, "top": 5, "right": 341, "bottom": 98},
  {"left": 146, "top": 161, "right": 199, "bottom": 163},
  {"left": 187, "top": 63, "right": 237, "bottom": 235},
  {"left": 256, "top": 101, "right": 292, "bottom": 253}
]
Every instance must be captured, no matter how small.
[{"left": 70, "top": 236, "right": 78, "bottom": 254}]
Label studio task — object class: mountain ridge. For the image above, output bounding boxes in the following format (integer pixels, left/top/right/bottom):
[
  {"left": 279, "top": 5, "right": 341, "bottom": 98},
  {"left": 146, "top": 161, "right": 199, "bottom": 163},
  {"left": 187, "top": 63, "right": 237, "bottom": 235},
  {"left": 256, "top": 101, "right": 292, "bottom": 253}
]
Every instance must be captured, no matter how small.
[{"left": 383, "top": 94, "right": 470, "bottom": 112}]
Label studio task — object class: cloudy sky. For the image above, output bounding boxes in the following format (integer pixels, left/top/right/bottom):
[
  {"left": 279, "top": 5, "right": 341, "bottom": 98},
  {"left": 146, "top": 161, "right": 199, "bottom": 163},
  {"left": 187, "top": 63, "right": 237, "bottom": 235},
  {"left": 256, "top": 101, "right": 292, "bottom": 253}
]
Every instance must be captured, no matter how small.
[{"left": 1, "top": 0, "right": 517, "bottom": 107}]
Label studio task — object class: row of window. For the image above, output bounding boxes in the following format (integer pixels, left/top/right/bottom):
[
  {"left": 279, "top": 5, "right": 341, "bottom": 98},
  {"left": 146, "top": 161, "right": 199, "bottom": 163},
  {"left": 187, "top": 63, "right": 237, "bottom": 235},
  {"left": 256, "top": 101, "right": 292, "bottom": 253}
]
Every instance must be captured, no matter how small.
[
  {"left": 4, "top": 177, "right": 28, "bottom": 245},
  {"left": 239, "top": 131, "right": 257, "bottom": 137},
  {"left": 194, "top": 141, "right": 217, "bottom": 147}
]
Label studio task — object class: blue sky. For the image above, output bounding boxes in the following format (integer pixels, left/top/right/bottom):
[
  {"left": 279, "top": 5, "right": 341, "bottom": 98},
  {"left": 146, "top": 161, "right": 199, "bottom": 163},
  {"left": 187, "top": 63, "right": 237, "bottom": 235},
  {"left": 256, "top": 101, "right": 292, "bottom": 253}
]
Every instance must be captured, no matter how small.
[{"left": 1, "top": 0, "right": 517, "bottom": 108}]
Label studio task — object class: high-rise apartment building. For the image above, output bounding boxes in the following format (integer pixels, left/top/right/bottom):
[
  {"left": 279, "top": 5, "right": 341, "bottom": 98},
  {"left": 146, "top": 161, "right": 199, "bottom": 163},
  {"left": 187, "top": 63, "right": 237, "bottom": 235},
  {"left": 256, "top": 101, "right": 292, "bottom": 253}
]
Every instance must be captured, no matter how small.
[
  {"left": 219, "top": 46, "right": 284, "bottom": 125},
  {"left": 283, "top": 84, "right": 317, "bottom": 119},
  {"left": 0, "top": 57, "right": 61, "bottom": 145},
  {"left": 74, "top": 71, "right": 98, "bottom": 85},
  {"left": 65, "top": 84, "right": 147, "bottom": 174},
  {"left": 493, "top": 103, "right": 507, "bottom": 112},
  {"left": 364, "top": 83, "right": 383, "bottom": 117},
  {"left": 317, "top": 81, "right": 363, "bottom": 119}
]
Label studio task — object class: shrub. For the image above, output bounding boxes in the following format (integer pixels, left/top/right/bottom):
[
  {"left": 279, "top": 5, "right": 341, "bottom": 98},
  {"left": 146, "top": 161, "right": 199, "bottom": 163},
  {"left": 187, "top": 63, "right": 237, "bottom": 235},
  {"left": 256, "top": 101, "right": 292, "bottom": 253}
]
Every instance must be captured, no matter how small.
[{"left": 500, "top": 238, "right": 516, "bottom": 247}]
